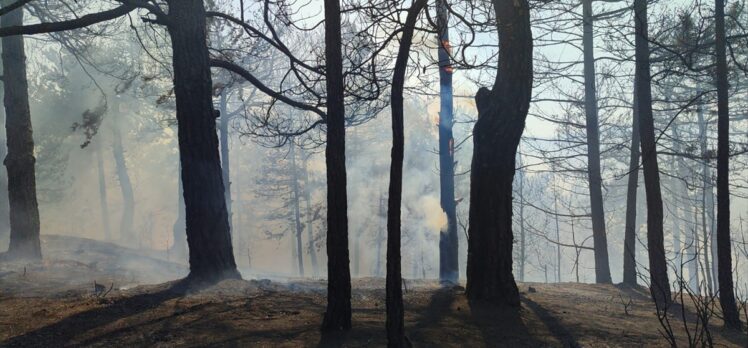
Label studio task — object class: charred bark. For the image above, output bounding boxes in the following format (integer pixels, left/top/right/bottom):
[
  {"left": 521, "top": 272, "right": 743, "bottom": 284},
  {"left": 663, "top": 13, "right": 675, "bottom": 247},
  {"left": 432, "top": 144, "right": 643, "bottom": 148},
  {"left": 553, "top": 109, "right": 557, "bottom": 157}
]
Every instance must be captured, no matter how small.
[
  {"left": 713, "top": 0, "right": 741, "bottom": 329},
  {"left": 320, "top": 0, "right": 352, "bottom": 332},
  {"left": 634, "top": 0, "right": 671, "bottom": 306},
  {"left": 623, "top": 78, "right": 640, "bottom": 287},
  {"left": 386, "top": 1, "right": 426, "bottom": 345},
  {"left": 1, "top": 5, "right": 40, "bottom": 260},
  {"left": 0, "top": 0, "right": 237, "bottom": 280},
  {"left": 581, "top": 0, "right": 612, "bottom": 284},
  {"left": 465, "top": 0, "right": 532, "bottom": 305},
  {"left": 436, "top": 0, "right": 458, "bottom": 286},
  {"left": 166, "top": 0, "right": 239, "bottom": 283}
]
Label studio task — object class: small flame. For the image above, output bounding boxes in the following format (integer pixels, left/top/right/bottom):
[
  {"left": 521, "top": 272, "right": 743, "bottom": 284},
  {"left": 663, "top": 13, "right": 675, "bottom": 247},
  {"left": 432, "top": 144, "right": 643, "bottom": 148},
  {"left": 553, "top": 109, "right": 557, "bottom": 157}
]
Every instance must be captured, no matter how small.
[{"left": 441, "top": 39, "right": 452, "bottom": 54}]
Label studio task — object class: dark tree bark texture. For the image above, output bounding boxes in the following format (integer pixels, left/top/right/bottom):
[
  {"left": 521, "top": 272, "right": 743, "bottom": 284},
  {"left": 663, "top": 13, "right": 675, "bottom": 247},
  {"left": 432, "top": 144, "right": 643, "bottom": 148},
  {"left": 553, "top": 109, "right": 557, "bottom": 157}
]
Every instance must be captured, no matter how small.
[
  {"left": 634, "top": 0, "right": 671, "bottom": 307},
  {"left": 623, "top": 78, "right": 640, "bottom": 286},
  {"left": 166, "top": 0, "right": 239, "bottom": 283},
  {"left": 465, "top": 0, "right": 532, "bottom": 306},
  {"left": 581, "top": 0, "right": 612, "bottom": 284},
  {"left": 2, "top": 6, "right": 41, "bottom": 260},
  {"left": 713, "top": 0, "right": 741, "bottom": 329},
  {"left": 0, "top": 0, "right": 239, "bottom": 282},
  {"left": 320, "top": 0, "right": 352, "bottom": 332},
  {"left": 386, "top": 2, "right": 426, "bottom": 346}
]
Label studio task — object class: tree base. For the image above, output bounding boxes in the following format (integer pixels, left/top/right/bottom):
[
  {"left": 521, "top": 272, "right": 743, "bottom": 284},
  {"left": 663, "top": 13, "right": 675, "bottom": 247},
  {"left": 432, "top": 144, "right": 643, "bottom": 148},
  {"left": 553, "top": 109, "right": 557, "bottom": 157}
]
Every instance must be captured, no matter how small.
[
  {"left": 321, "top": 309, "right": 352, "bottom": 332},
  {"left": 177, "top": 268, "right": 242, "bottom": 291},
  {"left": 0, "top": 249, "right": 42, "bottom": 263},
  {"left": 722, "top": 319, "right": 743, "bottom": 331},
  {"left": 467, "top": 290, "right": 521, "bottom": 308}
]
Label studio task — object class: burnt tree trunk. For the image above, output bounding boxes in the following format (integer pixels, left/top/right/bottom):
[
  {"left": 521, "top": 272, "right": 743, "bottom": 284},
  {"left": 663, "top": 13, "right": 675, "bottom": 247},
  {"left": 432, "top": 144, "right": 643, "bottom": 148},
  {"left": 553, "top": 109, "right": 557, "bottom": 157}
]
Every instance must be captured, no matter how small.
[
  {"left": 320, "top": 0, "right": 352, "bottom": 332},
  {"left": 713, "top": 0, "right": 741, "bottom": 329},
  {"left": 166, "top": 0, "right": 239, "bottom": 283},
  {"left": 111, "top": 108, "right": 134, "bottom": 244},
  {"left": 290, "top": 142, "right": 304, "bottom": 277},
  {"left": 465, "top": 0, "right": 532, "bottom": 305},
  {"left": 386, "top": 2, "right": 426, "bottom": 345},
  {"left": 623, "top": 78, "right": 640, "bottom": 286},
  {"left": 581, "top": 0, "right": 612, "bottom": 283},
  {"left": 634, "top": 0, "right": 671, "bottom": 307},
  {"left": 96, "top": 137, "right": 112, "bottom": 241},
  {"left": 436, "top": 0, "right": 458, "bottom": 285},
  {"left": 1, "top": 6, "right": 40, "bottom": 260}
]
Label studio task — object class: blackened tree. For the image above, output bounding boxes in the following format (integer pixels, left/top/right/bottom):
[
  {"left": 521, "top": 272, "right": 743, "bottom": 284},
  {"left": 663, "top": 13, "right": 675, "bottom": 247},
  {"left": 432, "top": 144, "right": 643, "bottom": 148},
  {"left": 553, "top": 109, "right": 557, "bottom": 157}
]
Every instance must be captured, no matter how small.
[
  {"left": 633, "top": 0, "right": 671, "bottom": 307},
  {"left": 0, "top": 1, "right": 240, "bottom": 284},
  {"left": 465, "top": 0, "right": 533, "bottom": 305},
  {"left": 1, "top": 2, "right": 40, "bottom": 260},
  {"left": 385, "top": 0, "right": 427, "bottom": 345},
  {"left": 713, "top": 0, "right": 741, "bottom": 329}
]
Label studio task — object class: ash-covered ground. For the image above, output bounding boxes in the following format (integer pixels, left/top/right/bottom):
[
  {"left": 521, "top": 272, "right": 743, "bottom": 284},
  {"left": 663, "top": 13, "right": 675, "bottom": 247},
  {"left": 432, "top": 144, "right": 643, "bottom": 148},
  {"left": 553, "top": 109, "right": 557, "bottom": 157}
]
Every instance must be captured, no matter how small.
[{"left": 0, "top": 235, "right": 745, "bottom": 347}]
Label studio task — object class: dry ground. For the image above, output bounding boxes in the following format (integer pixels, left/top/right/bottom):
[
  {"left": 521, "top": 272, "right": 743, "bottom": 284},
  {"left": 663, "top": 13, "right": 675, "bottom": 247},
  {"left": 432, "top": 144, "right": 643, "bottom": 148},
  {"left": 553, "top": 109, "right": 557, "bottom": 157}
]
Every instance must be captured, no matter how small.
[{"left": 0, "top": 235, "right": 746, "bottom": 347}]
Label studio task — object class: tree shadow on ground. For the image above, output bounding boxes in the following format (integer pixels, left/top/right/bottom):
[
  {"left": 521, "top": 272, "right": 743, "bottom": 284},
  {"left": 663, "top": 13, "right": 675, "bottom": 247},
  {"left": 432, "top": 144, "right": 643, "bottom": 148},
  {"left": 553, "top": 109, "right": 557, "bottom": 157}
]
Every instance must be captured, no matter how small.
[
  {"left": 406, "top": 286, "right": 460, "bottom": 345},
  {"left": 316, "top": 287, "right": 463, "bottom": 347},
  {"left": 317, "top": 325, "right": 387, "bottom": 347},
  {"left": 618, "top": 283, "right": 748, "bottom": 347},
  {"left": 470, "top": 301, "right": 542, "bottom": 347},
  {"left": 614, "top": 283, "right": 652, "bottom": 302},
  {"left": 408, "top": 287, "right": 581, "bottom": 347},
  {"left": 1, "top": 280, "right": 188, "bottom": 347},
  {"left": 521, "top": 296, "right": 579, "bottom": 347},
  {"left": 665, "top": 299, "right": 748, "bottom": 347}
]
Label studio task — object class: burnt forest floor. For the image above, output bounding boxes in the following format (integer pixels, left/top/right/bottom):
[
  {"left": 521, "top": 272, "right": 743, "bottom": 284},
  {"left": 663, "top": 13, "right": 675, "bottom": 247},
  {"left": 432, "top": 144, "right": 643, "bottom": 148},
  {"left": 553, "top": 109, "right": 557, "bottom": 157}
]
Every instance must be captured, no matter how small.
[{"left": 0, "top": 235, "right": 746, "bottom": 347}]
